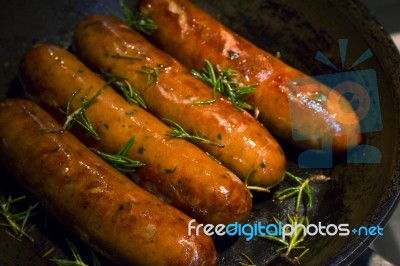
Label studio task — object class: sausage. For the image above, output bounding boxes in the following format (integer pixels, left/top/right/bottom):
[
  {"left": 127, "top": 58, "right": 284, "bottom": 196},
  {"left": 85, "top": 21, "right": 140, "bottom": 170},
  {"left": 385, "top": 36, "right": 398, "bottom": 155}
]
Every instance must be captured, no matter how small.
[
  {"left": 72, "top": 14, "right": 286, "bottom": 187},
  {"left": 139, "top": 0, "right": 362, "bottom": 153},
  {"left": 0, "top": 99, "right": 217, "bottom": 266},
  {"left": 19, "top": 44, "right": 252, "bottom": 225}
]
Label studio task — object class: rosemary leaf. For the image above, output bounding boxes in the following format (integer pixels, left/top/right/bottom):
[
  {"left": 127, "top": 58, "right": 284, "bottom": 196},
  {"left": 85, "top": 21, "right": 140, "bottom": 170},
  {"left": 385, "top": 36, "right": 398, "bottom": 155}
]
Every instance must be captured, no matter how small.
[
  {"left": 91, "top": 137, "right": 145, "bottom": 173},
  {"left": 0, "top": 194, "right": 39, "bottom": 242},
  {"left": 259, "top": 214, "right": 309, "bottom": 262},
  {"left": 239, "top": 252, "right": 257, "bottom": 266},
  {"left": 42, "top": 247, "right": 56, "bottom": 258},
  {"left": 103, "top": 71, "right": 147, "bottom": 109},
  {"left": 137, "top": 65, "right": 164, "bottom": 89},
  {"left": 162, "top": 118, "right": 224, "bottom": 148},
  {"left": 111, "top": 54, "right": 143, "bottom": 60},
  {"left": 60, "top": 88, "right": 102, "bottom": 140},
  {"left": 50, "top": 239, "right": 89, "bottom": 266},
  {"left": 118, "top": 0, "right": 158, "bottom": 35},
  {"left": 191, "top": 60, "right": 258, "bottom": 111},
  {"left": 244, "top": 168, "right": 270, "bottom": 198},
  {"left": 275, "top": 172, "right": 313, "bottom": 213}
]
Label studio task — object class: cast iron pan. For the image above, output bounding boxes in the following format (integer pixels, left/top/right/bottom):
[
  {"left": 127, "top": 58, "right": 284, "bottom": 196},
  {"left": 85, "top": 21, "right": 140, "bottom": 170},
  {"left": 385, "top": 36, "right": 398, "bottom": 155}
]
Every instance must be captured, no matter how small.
[{"left": 1, "top": 0, "right": 400, "bottom": 265}]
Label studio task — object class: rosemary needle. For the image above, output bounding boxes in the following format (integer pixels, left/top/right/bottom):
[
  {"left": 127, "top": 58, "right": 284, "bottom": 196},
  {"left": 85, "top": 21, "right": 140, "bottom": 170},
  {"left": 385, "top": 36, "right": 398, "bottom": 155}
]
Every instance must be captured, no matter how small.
[
  {"left": 111, "top": 53, "right": 143, "bottom": 60},
  {"left": 275, "top": 172, "right": 313, "bottom": 213},
  {"left": 50, "top": 239, "right": 90, "bottom": 266},
  {"left": 259, "top": 214, "right": 309, "bottom": 263},
  {"left": 103, "top": 71, "right": 147, "bottom": 109},
  {"left": 244, "top": 168, "right": 270, "bottom": 198},
  {"left": 136, "top": 65, "right": 164, "bottom": 89},
  {"left": 60, "top": 88, "right": 102, "bottom": 140},
  {"left": 118, "top": 0, "right": 158, "bottom": 35},
  {"left": 191, "top": 60, "right": 258, "bottom": 111},
  {"left": 162, "top": 118, "right": 224, "bottom": 148},
  {"left": 91, "top": 137, "right": 145, "bottom": 173},
  {"left": 239, "top": 252, "right": 257, "bottom": 266},
  {"left": 0, "top": 194, "right": 39, "bottom": 242}
]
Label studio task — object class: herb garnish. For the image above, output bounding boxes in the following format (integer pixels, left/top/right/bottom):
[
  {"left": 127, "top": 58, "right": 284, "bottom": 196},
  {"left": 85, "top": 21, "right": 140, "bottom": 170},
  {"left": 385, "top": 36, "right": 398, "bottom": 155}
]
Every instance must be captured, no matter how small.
[
  {"left": 191, "top": 59, "right": 258, "bottom": 111},
  {"left": 103, "top": 72, "right": 147, "bottom": 109},
  {"left": 50, "top": 239, "right": 97, "bottom": 266},
  {"left": 275, "top": 172, "right": 312, "bottom": 214},
  {"left": 163, "top": 118, "right": 224, "bottom": 148},
  {"left": 118, "top": 0, "right": 158, "bottom": 35},
  {"left": 137, "top": 65, "right": 164, "bottom": 89},
  {"left": 239, "top": 252, "right": 257, "bottom": 266},
  {"left": 205, "top": 152, "right": 222, "bottom": 164},
  {"left": 42, "top": 247, "right": 56, "bottom": 258},
  {"left": 244, "top": 168, "right": 270, "bottom": 198},
  {"left": 259, "top": 215, "right": 310, "bottom": 264},
  {"left": 238, "top": 172, "right": 330, "bottom": 264},
  {"left": 275, "top": 172, "right": 329, "bottom": 213},
  {"left": 111, "top": 54, "right": 143, "bottom": 60},
  {"left": 91, "top": 137, "right": 145, "bottom": 173},
  {"left": 0, "top": 194, "right": 39, "bottom": 242},
  {"left": 60, "top": 88, "right": 101, "bottom": 140}
]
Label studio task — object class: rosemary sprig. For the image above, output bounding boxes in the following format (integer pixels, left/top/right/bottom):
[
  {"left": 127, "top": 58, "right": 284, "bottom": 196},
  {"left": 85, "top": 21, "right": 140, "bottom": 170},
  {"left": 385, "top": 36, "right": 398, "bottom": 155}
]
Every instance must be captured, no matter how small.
[
  {"left": 244, "top": 168, "right": 270, "bottom": 198},
  {"left": 0, "top": 194, "right": 39, "bottom": 242},
  {"left": 260, "top": 215, "right": 310, "bottom": 264},
  {"left": 103, "top": 72, "right": 147, "bottom": 109},
  {"left": 111, "top": 53, "right": 143, "bottom": 60},
  {"left": 91, "top": 137, "right": 145, "bottom": 173},
  {"left": 191, "top": 60, "right": 258, "bottom": 111},
  {"left": 90, "top": 250, "right": 102, "bottom": 266},
  {"left": 205, "top": 152, "right": 222, "bottom": 164},
  {"left": 42, "top": 246, "right": 56, "bottom": 258},
  {"left": 162, "top": 118, "right": 224, "bottom": 148},
  {"left": 50, "top": 239, "right": 90, "bottom": 266},
  {"left": 239, "top": 252, "right": 257, "bottom": 266},
  {"left": 275, "top": 172, "right": 330, "bottom": 213},
  {"left": 50, "top": 240, "right": 102, "bottom": 266},
  {"left": 137, "top": 65, "right": 164, "bottom": 89},
  {"left": 60, "top": 88, "right": 102, "bottom": 140},
  {"left": 192, "top": 60, "right": 218, "bottom": 105},
  {"left": 239, "top": 172, "right": 328, "bottom": 265},
  {"left": 118, "top": 0, "right": 158, "bottom": 35},
  {"left": 275, "top": 172, "right": 313, "bottom": 213}
]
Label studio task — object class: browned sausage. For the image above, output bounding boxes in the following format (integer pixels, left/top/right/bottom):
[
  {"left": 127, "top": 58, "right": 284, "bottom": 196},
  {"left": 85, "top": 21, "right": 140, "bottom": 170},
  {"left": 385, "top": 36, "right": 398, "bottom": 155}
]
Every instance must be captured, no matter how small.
[
  {"left": 139, "top": 0, "right": 362, "bottom": 153},
  {"left": 0, "top": 99, "right": 217, "bottom": 266},
  {"left": 19, "top": 44, "right": 252, "bottom": 225},
  {"left": 72, "top": 14, "right": 286, "bottom": 187}
]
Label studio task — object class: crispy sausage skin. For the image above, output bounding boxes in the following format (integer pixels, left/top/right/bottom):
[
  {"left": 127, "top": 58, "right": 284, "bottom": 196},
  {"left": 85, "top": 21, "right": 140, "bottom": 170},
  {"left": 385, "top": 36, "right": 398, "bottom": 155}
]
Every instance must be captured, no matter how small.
[
  {"left": 139, "top": 0, "right": 362, "bottom": 153},
  {"left": 19, "top": 44, "right": 252, "bottom": 225},
  {"left": 0, "top": 99, "right": 217, "bottom": 266},
  {"left": 73, "top": 15, "right": 286, "bottom": 187}
]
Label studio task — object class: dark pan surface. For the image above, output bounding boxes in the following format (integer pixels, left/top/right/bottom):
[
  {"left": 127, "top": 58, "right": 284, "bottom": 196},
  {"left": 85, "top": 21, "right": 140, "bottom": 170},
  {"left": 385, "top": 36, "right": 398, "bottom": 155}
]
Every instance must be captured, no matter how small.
[{"left": 0, "top": 0, "right": 399, "bottom": 265}]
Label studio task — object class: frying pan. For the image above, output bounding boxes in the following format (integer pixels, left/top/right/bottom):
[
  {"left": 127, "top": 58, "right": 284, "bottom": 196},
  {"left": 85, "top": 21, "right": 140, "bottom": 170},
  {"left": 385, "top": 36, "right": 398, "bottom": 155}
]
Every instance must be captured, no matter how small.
[{"left": 0, "top": 0, "right": 399, "bottom": 265}]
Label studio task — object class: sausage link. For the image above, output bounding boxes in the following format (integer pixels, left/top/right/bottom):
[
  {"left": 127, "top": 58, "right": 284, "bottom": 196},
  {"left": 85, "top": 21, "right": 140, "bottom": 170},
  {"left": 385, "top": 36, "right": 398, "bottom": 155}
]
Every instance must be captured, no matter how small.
[
  {"left": 0, "top": 99, "right": 217, "bottom": 266},
  {"left": 19, "top": 44, "right": 252, "bottom": 225},
  {"left": 73, "top": 14, "right": 286, "bottom": 187},
  {"left": 139, "top": 0, "right": 362, "bottom": 153}
]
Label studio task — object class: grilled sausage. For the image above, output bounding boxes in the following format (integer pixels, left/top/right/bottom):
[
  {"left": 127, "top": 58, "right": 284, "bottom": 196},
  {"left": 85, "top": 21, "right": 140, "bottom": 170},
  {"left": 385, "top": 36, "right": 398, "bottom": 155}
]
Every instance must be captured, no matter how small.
[
  {"left": 73, "top": 14, "right": 286, "bottom": 187},
  {"left": 19, "top": 44, "right": 252, "bottom": 225},
  {"left": 139, "top": 0, "right": 362, "bottom": 153},
  {"left": 0, "top": 99, "right": 217, "bottom": 266}
]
